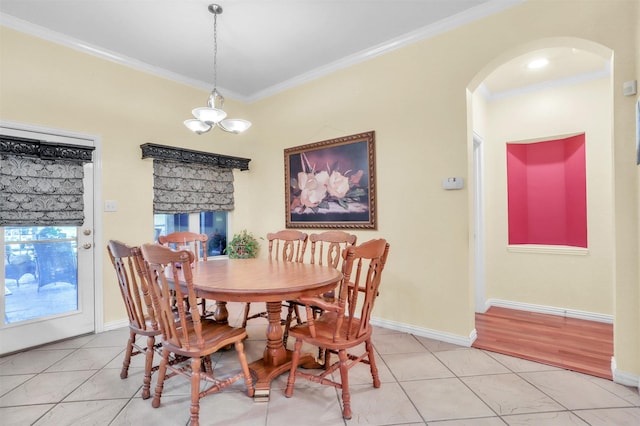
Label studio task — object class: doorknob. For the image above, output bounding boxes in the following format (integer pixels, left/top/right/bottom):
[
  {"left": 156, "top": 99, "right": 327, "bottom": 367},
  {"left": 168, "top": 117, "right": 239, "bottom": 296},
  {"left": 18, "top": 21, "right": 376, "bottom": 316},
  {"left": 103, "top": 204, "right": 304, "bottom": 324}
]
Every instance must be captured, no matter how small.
[{"left": 82, "top": 243, "right": 92, "bottom": 249}]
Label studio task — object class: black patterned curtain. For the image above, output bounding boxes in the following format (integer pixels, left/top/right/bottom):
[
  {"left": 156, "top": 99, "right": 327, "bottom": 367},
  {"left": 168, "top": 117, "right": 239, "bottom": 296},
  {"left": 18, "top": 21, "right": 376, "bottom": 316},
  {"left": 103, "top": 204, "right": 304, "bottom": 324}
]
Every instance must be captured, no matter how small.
[
  {"left": 0, "top": 137, "right": 94, "bottom": 226},
  {"left": 153, "top": 160, "right": 234, "bottom": 214}
]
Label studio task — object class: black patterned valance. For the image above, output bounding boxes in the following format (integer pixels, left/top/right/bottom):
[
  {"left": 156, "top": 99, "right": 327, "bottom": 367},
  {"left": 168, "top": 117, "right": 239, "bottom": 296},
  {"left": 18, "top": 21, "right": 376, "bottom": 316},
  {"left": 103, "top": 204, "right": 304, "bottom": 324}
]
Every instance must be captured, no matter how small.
[
  {"left": 140, "top": 143, "right": 250, "bottom": 171},
  {"left": 0, "top": 136, "right": 94, "bottom": 226},
  {"left": 153, "top": 160, "right": 234, "bottom": 214},
  {"left": 0, "top": 135, "right": 94, "bottom": 163}
]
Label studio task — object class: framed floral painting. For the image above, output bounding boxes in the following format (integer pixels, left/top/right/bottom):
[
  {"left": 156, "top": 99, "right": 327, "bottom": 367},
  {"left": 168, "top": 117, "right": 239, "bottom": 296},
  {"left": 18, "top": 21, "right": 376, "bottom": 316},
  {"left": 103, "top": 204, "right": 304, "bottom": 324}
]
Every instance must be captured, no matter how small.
[{"left": 285, "top": 131, "right": 376, "bottom": 229}]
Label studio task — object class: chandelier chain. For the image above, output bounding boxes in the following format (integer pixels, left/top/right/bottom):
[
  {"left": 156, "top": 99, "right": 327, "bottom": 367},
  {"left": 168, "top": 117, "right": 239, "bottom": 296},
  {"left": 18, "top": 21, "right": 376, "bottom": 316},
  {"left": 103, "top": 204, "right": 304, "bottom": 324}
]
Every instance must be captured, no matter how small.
[{"left": 213, "top": 11, "right": 218, "bottom": 89}]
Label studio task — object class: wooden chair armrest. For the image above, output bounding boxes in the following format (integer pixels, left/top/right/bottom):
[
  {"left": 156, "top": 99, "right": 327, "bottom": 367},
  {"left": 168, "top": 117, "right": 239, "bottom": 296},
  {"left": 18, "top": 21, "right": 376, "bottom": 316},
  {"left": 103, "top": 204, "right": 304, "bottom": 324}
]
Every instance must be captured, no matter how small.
[{"left": 297, "top": 296, "right": 339, "bottom": 312}]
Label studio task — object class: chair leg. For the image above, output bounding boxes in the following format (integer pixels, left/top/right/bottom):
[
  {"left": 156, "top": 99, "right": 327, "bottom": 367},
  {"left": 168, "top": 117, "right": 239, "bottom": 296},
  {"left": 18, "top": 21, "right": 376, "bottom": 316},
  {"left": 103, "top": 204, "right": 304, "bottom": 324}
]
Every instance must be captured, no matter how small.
[
  {"left": 120, "top": 330, "right": 135, "bottom": 379},
  {"left": 152, "top": 349, "right": 169, "bottom": 408},
  {"left": 202, "top": 355, "right": 212, "bottom": 373},
  {"left": 293, "top": 304, "right": 303, "bottom": 325},
  {"left": 365, "top": 339, "right": 381, "bottom": 388},
  {"left": 282, "top": 304, "right": 295, "bottom": 345},
  {"left": 199, "top": 298, "right": 209, "bottom": 318},
  {"left": 283, "top": 303, "right": 305, "bottom": 346},
  {"left": 190, "top": 356, "right": 202, "bottom": 426},
  {"left": 141, "top": 335, "right": 155, "bottom": 399},
  {"left": 234, "top": 339, "right": 255, "bottom": 397},
  {"left": 241, "top": 302, "right": 251, "bottom": 328},
  {"left": 338, "top": 349, "right": 352, "bottom": 420},
  {"left": 311, "top": 308, "right": 325, "bottom": 364},
  {"left": 285, "top": 339, "right": 303, "bottom": 397},
  {"left": 324, "top": 350, "right": 331, "bottom": 370}
]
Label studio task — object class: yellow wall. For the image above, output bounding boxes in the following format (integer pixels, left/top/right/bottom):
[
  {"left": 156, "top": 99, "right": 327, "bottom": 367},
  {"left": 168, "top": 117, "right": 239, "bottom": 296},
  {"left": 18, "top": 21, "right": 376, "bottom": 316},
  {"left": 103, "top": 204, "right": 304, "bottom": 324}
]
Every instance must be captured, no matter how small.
[
  {"left": 1, "top": 0, "right": 638, "bottom": 381},
  {"left": 483, "top": 78, "right": 614, "bottom": 315},
  {"left": 246, "top": 43, "right": 475, "bottom": 334},
  {"left": 0, "top": 27, "right": 259, "bottom": 328}
]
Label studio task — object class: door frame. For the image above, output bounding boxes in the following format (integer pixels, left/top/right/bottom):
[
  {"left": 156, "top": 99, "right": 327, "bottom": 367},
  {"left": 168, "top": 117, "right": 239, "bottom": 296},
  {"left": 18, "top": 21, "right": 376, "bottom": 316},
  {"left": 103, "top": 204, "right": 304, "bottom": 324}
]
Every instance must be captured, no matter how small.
[
  {"left": 1, "top": 119, "right": 104, "bottom": 335},
  {"left": 473, "top": 132, "right": 486, "bottom": 313}
]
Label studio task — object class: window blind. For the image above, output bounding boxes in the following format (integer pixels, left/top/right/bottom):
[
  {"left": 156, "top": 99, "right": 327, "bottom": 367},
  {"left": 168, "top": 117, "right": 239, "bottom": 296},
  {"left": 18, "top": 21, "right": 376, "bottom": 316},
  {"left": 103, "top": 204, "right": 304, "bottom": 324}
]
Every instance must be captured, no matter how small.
[
  {"left": 0, "top": 136, "right": 94, "bottom": 226},
  {"left": 152, "top": 160, "right": 234, "bottom": 214}
]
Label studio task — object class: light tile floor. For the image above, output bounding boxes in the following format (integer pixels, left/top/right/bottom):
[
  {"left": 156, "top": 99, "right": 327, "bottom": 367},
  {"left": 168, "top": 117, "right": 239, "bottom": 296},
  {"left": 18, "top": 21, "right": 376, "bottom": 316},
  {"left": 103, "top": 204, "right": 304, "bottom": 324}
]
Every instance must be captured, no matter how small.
[{"left": 1, "top": 303, "right": 639, "bottom": 425}]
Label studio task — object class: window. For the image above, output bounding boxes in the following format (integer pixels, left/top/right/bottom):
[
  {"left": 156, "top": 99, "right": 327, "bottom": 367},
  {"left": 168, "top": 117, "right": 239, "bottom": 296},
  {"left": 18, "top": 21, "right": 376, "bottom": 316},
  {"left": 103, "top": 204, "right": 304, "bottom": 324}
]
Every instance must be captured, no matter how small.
[
  {"left": 140, "top": 143, "right": 250, "bottom": 259},
  {"left": 154, "top": 212, "right": 227, "bottom": 257},
  {"left": 506, "top": 133, "right": 587, "bottom": 248}
]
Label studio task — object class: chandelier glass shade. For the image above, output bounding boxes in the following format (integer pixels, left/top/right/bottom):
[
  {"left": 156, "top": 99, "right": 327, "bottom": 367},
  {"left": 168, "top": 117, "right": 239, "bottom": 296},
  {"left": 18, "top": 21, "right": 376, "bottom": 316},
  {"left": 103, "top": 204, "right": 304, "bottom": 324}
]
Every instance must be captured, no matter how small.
[{"left": 184, "top": 4, "right": 251, "bottom": 135}]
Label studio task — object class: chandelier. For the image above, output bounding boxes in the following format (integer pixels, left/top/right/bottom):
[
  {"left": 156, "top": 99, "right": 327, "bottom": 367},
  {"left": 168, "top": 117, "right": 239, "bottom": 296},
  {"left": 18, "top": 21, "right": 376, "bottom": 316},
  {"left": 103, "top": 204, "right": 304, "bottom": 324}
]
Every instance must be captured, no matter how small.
[{"left": 184, "top": 4, "right": 251, "bottom": 134}]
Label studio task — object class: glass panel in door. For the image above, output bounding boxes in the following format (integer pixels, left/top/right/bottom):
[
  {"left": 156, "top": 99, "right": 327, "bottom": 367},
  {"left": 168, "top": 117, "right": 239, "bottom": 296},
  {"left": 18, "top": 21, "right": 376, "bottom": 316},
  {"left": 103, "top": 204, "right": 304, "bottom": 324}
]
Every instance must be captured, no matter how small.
[{"left": 4, "top": 226, "right": 78, "bottom": 323}]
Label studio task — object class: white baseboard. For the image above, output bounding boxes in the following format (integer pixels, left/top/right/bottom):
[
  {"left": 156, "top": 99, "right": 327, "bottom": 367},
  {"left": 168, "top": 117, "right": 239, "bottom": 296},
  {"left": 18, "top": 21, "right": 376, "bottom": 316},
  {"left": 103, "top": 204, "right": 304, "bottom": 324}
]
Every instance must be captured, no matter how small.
[
  {"left": 611, "top": 357, "right": 640, "bottom": 389},
  {"left": 103, "top": 319, "right": 129, "bottom": 331},
  {"left": 486, "top": 298, "right": 613, "bottom": 324},
  {"left": 105, "top": 315, "right": 477, "bottom": 347},
  {"left": 370, "top": 317, "right": 474, "bottom": 347},
  {"left": 107, "top": 315, "right": 477, "bottom": 346}
]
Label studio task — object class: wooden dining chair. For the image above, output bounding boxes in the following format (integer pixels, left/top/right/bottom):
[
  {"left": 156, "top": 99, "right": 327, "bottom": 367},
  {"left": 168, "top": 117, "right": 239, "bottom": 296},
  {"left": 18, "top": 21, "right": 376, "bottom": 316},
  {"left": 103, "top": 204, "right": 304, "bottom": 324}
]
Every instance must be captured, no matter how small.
[
  {"left": 285, "top": 238, "right": 390, "bottom": 419},
  {"left": 282, "top": 231, "right": 358, "bottom": 346},
  {"left": 106, "top": 240, "right": 161, "bottom": 400},
  {"left": 140, "top": 243, "right": 254, "bottom": 426},
  {"left": 241, "top": 230, "right": 308, "bottom": 335},
  {"left": 158, "top": 231, "right": 209, "bottom": 316},
  {"left": 158, "top": 231, "right": 208, "bottom": 261}
]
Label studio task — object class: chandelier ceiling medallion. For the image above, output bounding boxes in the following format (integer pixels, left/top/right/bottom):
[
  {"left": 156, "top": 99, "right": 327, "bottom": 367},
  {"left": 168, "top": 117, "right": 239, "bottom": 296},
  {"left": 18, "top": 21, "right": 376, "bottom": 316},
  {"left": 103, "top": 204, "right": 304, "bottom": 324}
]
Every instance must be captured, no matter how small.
[{"left": 184, "top": 4, "right": 251, "bottom": 135}]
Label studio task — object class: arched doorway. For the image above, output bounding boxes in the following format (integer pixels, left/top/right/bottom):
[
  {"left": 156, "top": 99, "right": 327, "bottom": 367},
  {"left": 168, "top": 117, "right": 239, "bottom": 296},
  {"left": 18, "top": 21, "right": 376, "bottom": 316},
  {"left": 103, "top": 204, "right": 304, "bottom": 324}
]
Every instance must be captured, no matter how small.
[{"left": 467, "top": 38, "right": 615, "bottom": 378}]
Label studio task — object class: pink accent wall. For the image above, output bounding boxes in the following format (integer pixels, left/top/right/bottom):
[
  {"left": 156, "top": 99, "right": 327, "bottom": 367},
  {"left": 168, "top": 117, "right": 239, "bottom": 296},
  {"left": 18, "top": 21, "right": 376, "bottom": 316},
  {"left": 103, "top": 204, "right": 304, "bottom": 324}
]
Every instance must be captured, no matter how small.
[{"left": 507, "top": 134, "right": 587, "bottom": 247}]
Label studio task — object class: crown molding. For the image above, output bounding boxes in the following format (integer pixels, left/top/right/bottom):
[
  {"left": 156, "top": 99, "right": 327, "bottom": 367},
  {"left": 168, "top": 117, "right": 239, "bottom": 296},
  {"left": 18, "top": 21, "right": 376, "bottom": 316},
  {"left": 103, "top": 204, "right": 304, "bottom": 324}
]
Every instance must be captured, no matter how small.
[
  {"left": 0, "top": 14, "right": 244, "bottom": 100},
  {"left": 483, "top": 65, "right": 611, "bottom": 101},
  {"left": 1, "top": 1, "right": 525, "bottom": 104},
  {"left": 247, "top": 0, "right": 526, "bottom": 102}
]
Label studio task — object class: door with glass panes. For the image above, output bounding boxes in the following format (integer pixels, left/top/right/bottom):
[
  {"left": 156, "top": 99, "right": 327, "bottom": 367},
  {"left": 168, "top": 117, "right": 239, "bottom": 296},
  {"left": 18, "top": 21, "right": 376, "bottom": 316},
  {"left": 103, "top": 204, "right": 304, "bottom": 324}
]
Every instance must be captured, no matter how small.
[{"left": 1, "top": 123, "right": 96, "bottom": 355}]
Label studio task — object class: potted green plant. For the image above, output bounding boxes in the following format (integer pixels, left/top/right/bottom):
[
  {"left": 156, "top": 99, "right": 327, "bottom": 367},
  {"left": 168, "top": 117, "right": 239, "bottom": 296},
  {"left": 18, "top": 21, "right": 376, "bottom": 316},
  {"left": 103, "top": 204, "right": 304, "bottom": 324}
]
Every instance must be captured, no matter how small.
[{"left": 224, "top": 229, "right": 261, "bottom": 259}]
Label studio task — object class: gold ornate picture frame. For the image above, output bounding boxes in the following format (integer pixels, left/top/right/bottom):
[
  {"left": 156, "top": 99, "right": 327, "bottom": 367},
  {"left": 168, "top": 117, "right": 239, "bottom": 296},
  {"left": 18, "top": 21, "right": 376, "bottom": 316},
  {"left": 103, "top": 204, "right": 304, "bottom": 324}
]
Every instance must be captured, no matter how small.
[{"left": 285, "top": 131, "right": 376, "bottom": 229}]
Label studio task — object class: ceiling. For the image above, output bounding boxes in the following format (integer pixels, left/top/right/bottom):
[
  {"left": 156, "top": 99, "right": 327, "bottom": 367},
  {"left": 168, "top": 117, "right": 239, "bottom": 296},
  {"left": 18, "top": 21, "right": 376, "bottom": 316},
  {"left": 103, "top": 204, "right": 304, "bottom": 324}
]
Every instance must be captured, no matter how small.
[{"left": 0, "top": 0, "right": 609, "bottom": 103}]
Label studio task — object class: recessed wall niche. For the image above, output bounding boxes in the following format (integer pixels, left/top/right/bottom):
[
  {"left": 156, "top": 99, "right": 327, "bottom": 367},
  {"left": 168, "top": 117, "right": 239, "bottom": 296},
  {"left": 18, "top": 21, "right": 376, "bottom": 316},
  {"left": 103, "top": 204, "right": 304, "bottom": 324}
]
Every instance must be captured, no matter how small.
[{"left": 506, "top": 133, "right": 587, "bottom": 248}]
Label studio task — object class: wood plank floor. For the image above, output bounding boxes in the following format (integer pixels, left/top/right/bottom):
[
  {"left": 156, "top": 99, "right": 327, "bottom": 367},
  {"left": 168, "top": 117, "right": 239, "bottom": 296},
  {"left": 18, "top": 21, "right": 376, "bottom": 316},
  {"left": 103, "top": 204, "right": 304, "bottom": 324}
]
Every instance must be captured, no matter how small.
[{"left": 473, "top": 306, "right": 613, "bottom": 380}]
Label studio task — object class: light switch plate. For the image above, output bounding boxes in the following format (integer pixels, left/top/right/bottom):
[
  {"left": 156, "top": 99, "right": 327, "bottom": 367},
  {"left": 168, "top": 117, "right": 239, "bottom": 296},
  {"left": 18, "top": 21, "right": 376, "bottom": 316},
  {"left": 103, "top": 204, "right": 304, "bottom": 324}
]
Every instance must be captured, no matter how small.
[
  {"left": 104, "top": 200, "right": 118, "bottom": 212},
  {"left": 442, "top": 177, "right": 464, "bottom": 190},
  {"left": 623, "top": 80, "right": 637, "bottom": 96}
]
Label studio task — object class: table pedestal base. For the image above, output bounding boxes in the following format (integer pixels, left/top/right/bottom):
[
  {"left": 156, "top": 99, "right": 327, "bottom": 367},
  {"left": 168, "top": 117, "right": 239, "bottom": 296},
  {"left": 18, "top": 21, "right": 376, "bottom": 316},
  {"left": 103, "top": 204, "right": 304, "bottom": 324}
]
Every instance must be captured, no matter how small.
[{"left": 249, "top": 352, "right": 317, "bottom": 402}]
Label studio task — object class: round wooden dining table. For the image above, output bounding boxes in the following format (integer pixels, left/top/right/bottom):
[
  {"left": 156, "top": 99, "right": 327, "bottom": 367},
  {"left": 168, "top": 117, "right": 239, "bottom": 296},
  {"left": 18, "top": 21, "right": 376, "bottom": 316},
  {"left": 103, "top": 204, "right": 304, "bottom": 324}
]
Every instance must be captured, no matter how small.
[{"left": 183, "top": 258, "right": 342, "bottom": 400}]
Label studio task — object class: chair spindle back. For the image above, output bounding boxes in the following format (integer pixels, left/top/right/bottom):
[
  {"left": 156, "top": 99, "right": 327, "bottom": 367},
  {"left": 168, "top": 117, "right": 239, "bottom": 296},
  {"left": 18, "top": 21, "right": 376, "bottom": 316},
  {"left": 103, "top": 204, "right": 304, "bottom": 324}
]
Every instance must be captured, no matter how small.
[
  {"left": 107, "top": 240, "right": 157, "bottom": 332},
  {"left": 335, "top": 238, "right": 390, "bottom": 341},
  {"left": 267, "top": 230, "right": 308, "bottom": 262},
  {"left": 158, "top": 231, "right": 208, "bottom": 262},
  {"left": 309, "top": 231, "right": 357, "bottom": 268},
  {"left": 140, "top": 243, "right": 202, "bottom": 351}
]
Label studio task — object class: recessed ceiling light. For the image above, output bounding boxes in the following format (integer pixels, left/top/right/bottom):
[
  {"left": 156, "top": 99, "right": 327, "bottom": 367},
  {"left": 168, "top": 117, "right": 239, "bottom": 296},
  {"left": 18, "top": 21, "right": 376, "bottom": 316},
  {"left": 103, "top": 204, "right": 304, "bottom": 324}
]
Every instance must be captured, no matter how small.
[{"left": 527, "top": 58, "right": 549, "bottom": 69}]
